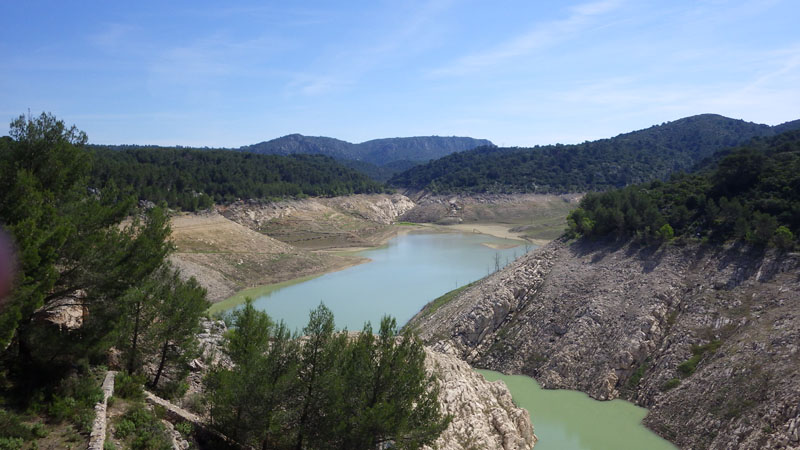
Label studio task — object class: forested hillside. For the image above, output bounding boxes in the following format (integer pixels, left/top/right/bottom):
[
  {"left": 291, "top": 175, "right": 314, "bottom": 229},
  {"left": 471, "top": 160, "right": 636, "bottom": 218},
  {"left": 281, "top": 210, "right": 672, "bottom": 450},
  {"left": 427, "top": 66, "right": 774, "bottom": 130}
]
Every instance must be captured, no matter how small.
[
  {"left": 0, "top": 114, "right": 447, "bottom": 449},
  {"left": 390, "top": 114, "right": 799, "bottom": 193},
  {"left": 90, "top": 147, "right": 385, "bottom": 211},
  {"left": 566, "top": 129, "right": 800, "bottom": 248}
]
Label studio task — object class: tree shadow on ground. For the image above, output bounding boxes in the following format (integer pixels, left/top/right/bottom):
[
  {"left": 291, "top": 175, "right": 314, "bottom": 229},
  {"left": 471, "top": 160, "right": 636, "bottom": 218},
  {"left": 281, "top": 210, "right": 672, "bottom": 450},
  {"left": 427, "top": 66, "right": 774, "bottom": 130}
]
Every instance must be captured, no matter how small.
[{"left": 567, "top": 235, "right": 667, "bottom": 272}]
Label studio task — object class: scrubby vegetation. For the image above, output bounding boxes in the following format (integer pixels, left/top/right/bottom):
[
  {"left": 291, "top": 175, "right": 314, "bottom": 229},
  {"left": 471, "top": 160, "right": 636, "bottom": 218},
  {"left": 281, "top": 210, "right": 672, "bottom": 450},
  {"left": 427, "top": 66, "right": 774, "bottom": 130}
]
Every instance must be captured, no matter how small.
[
  {"left": 677, "top": 340, "right": 722, "bottom": 378},
  {"left": 111, "top": 403, "right": 173, "bottom": 450},
  {"left": 566, "top": 130, "right": 800, "bottom": 248}
]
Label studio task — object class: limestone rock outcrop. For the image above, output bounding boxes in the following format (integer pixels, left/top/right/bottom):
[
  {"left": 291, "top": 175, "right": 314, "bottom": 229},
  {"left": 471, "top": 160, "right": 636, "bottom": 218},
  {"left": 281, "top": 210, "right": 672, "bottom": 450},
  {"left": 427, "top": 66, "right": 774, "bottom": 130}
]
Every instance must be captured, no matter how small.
[
  {"left": 408, "top": 238, "right": 800, "bottom": 449},
  {"left": 220, "top": 193, "right": 415, "bottom": 229},
  {"left": 34, "top": 290, "right": 88, "bottom": 331},
  {"left": 424, "top": 348, "right": 536, "bottom": 450}
]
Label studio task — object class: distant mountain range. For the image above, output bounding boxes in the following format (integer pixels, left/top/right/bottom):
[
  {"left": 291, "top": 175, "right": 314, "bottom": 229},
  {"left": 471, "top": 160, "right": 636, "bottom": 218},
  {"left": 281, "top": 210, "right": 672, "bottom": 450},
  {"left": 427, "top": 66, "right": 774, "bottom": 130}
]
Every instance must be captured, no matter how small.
[
  {"left": 389, "top": 114, "right": 800, "bottom": 193},
  {"left": 92, "top": 114, "right": 800, "bottom": 194},
  {"left": 96, "top": 135, "right": 495, "bottom": 183},
  {"left": 239, "top": 135, "right": 494, "bottom": 181}
]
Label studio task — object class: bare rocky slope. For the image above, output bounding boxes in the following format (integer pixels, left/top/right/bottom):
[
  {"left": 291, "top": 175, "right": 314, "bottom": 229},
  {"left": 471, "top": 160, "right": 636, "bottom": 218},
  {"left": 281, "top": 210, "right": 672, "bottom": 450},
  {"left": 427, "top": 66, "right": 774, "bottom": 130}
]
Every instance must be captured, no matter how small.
[
  {"left": 169, "top": 211, "right": 360, "bottom": 303},
  {"left": 400, "top": 193, "right": 579, "bottom": 224},
  {"left": 408, "top": 238, "right": 800, "bottom": 449},
  {"left": 220, "top": 194, "right": 416, "bottom": 249},
  {"left": 423, "top": 347, "right": 536, "bottom": 450}
]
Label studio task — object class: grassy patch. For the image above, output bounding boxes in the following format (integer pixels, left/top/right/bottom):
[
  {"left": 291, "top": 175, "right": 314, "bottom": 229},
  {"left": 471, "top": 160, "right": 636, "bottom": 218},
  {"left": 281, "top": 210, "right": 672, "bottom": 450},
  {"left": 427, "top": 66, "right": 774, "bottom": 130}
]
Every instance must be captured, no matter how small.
[
  {"left": 514, "top": 201, "right": 578, "bottom": 242},
  {"left": 208, "top": 274, "right": 322, "bottom": 316},
  {"left": 416, "top": 281, "right": 477, "bottom": 321}
]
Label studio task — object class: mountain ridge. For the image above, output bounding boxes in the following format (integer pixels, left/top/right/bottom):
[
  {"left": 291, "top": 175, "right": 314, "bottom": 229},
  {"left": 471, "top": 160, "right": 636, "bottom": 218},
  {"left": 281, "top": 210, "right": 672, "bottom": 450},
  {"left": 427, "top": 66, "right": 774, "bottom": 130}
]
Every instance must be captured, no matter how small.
[
  {"left": 389, "top": 114, "right": 800, "bottom": 194},
  {"left": 240, "top": 134, "right": 494, "bottom": 167}
]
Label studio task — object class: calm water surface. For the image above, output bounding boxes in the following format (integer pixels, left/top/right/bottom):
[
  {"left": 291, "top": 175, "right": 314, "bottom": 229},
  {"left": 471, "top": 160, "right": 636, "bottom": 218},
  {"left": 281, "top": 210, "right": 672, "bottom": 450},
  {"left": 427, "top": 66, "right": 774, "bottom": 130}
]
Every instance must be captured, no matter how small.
[
  {"left": 248, "top": 231, "right": 675, "bottom": 449},
  {"left": 250, "top": 231, "right": 524, "bottom": 332},
  {"left": 478, "top": 370, "right": 677, "bottom": 450}
]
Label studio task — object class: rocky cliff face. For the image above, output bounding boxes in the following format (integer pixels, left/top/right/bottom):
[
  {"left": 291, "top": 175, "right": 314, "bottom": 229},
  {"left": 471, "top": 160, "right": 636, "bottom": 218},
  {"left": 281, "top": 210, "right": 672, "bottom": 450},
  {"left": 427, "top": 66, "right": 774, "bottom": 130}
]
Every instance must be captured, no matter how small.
[
  {"left": 218, "top": 194, "right": 416, "bottom": 250},
  {"left": 408, "top": 238, "right": 800, "bottom": 449},
  {"left": 221, "top": 194, "right": 415, "bottom": 229},
  {"left": 424, "top": 348, "right": 535, "bottom": 450}
]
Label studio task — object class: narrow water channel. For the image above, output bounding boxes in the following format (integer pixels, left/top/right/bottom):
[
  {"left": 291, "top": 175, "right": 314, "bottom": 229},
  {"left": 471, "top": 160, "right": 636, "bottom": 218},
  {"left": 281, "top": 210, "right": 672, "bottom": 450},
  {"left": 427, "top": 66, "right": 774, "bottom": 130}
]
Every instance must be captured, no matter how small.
[{"left": 250, "top": 231, "right": 525, "bottom": 332}]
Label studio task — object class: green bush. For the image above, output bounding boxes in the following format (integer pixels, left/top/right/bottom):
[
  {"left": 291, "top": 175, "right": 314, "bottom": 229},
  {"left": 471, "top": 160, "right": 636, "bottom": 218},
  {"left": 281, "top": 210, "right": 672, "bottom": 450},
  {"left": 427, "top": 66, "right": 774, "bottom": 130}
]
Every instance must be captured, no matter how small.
[
  {"left": 627, "top": 358, "right": 651, "bottom": 389},
  {"left": 182, "top": 393, "right": 204, "bottom": 415},
  {"left": 661, "top": 378, "right": 681, "bottom": 391},
  {"left": 175, "top": 421, "right": 193, "bottom": 437},
  {"left": 115, "top": 418, "right": 136, "bottom": 438},
  {"left": 677, "top": 340, "right": 722, "bottom": 377},
  {"left": 773, "top": 226, "right": 795, "bottom": 249},
  {"left": 0, "top": 437, "right": 23, "bottom": 450},
  {"left": 48, "top": 395, "right": 77, "bottom": 423},
  {"left": 156, "top": 380, "right": 188, "bottom": 401},
  {"left": 115, "top": 372, "right": 146, "bottom": 401},
  {"left": 30, "top": 423, "right": 47, "bottom": 439},
  {"left": 44, "top": 373, "right": 103, "bottom": 433},
  {"left": 0, "top": 409, "right": 49, "bottom": 447},
  {"left": 113, "top": 405, "right": 172, "bottom": 450},
  {"left": 0, "top": 410, "right": 33, "bottom": 440},
  {"left": 132, "top": 432, "right": 172, "bottom": 450},
  {"left": 74, "top": 408, "right": 97, "bottom": 434},
  {"left": 656, "top": 223, "right": 674, "bottom": 241}
]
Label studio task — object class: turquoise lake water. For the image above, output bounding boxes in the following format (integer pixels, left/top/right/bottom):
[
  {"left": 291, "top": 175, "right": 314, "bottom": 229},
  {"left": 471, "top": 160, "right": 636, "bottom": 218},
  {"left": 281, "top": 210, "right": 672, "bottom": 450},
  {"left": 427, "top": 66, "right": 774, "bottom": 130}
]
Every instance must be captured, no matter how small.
[
  {"left": 247, "top": 231, "right": 677, "bottom": 449},
  {"left": 250, "top": 231, "right": 525, "bottom": 332},
  {"left": 479, "top": 370, "right": 677, "bottom": 450}
]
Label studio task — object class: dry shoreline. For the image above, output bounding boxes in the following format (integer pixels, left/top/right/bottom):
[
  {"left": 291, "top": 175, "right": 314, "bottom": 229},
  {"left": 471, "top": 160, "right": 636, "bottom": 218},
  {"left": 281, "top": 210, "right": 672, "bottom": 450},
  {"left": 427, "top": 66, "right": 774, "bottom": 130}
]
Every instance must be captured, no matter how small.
[
  {"left": 206, "top": 254, "right": 370, "bottom": 316},
  {"left": 208, "top": 221, "right": 537, "bottom": 315},
  {"left": 173, "top": 193, "right": 573, "bottom": 314}
]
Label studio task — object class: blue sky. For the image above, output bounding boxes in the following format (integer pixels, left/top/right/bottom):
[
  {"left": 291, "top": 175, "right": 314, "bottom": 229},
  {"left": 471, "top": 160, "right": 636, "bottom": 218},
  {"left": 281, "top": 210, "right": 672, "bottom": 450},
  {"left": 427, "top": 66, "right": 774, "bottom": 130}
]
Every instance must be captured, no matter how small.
[{"left": 2, "top": 0, "right": 798, "bottom": 147}]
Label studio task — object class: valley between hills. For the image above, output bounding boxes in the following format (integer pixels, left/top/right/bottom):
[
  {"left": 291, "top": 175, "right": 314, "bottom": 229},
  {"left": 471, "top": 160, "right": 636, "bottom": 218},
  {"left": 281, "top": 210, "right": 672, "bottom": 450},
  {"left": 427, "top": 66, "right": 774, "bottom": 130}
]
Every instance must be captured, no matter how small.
[
  {"left": 168, "top": 192, "right": 577, "bottom": 307},
  {"left": 3, "top": 113, "right": 800, "bottom": 450}
]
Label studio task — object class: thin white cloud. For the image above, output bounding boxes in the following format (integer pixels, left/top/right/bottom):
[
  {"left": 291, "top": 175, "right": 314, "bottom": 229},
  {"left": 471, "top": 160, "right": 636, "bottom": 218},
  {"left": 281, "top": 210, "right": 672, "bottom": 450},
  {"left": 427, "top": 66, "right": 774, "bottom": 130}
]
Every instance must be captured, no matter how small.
[
  {"left": 148, "top": 34, "right": 290, "bottom": 86},
  {"left": 743, "top": 45, "right": 800, "bottom": 91},
  {"left": 286, "top": 0, "right": 456, "bottom": 96},
  {"left": 87, "top": 23, "right": 138, "bottom": 51},
  {"left": 430, "top": 0, "right": 624, "bottom": 77}
]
